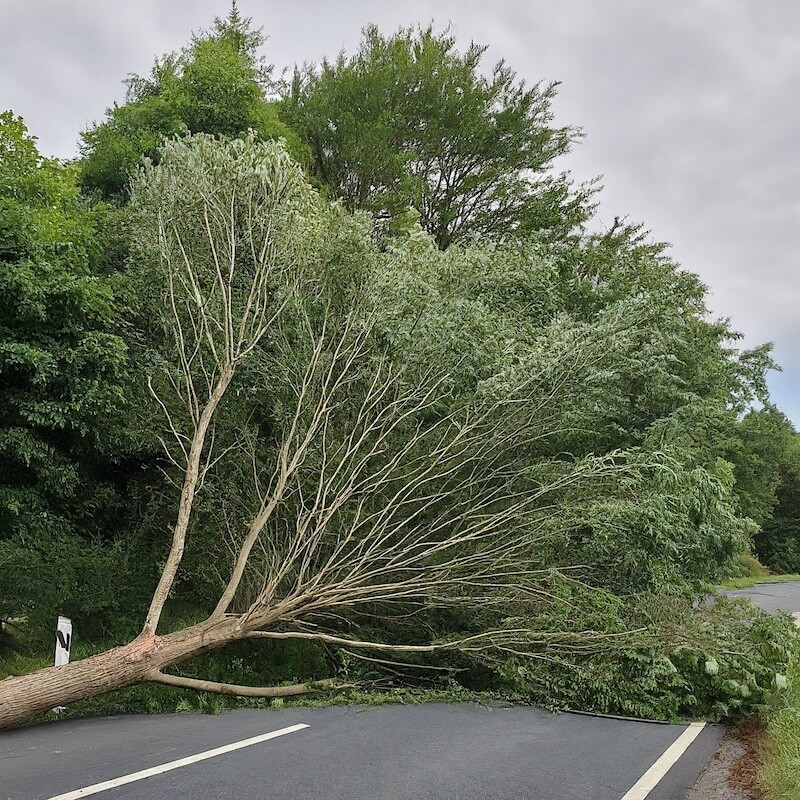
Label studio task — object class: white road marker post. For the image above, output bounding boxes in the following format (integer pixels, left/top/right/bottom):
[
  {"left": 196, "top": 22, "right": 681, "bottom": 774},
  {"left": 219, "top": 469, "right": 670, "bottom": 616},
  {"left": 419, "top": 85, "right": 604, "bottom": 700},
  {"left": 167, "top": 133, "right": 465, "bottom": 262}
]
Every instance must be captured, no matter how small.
[
  {"left": 54, "top": 615, "right": 72, "bottom": 665},
  {"left": 53, "top": 615, "right": 72, "bottom": 713}
]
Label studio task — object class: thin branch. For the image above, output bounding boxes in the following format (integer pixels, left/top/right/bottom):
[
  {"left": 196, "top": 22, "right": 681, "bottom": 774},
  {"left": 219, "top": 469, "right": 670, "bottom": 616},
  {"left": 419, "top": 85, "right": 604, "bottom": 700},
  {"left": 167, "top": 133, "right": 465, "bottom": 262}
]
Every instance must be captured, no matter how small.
[
  {"left": 248, "top": 630, "right": 441, "bottom": 653},
  {"left": 149, "top": 671, "right": 352, "bottom": 698}
]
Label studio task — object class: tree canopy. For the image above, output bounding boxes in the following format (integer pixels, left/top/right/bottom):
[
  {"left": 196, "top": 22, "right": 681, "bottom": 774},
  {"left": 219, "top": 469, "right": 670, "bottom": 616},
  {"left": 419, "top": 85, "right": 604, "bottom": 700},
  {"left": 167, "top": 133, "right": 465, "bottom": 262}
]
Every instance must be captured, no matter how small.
[
  {"left": 0, "top": 113, "right": 131, "bottom": 632},
  {"left": 79, "top": 4, "right": 299, "bottom": 199},
  {"left": 282, "top": 25, "right": 594, "bottom": 249}
]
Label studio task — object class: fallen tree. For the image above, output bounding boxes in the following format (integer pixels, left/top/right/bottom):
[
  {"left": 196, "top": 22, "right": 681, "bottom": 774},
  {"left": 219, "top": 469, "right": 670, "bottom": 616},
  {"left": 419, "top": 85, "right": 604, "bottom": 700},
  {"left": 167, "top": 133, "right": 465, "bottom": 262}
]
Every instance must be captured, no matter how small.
[{"left": 0, "top": 135, "right": 643, "bottom": 731}]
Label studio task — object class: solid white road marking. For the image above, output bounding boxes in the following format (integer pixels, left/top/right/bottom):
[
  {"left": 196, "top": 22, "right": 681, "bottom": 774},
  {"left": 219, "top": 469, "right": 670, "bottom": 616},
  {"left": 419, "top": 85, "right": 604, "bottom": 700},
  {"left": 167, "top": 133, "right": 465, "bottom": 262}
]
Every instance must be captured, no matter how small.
[
  {"left": 46, "top": 723, "right": 309, "bottom": 800},
  {"left": 619, "top": 721, "right": 706, "bottom": 800}
]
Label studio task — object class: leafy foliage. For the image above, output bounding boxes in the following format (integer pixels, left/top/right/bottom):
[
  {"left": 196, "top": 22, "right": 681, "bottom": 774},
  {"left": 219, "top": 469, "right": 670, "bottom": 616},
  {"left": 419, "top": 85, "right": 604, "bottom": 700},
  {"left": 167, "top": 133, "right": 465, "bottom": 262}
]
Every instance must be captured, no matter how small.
[
  {"left": 719, "top": 407, "right": 800, "bottom": 573},
  {"left": 369, "top": 221, "right": 765, "bottom": 593},
  {"left": 500, "top": 595, "right": 799, "bottom": 721},
  {"left": 282, "top": 25, "right": 594, "bottom": 249},
  {"left": 725, "top": 408, "right": 796, "bottom": 523},
  {"left": 0, "top": 112, "right": 134, "bottom": 633},
  {"left": 757, "top": 431, "right": 800, "bottom": 573},
  {"left": 80, "top": 4, "right": 300, "bottom": 198}
]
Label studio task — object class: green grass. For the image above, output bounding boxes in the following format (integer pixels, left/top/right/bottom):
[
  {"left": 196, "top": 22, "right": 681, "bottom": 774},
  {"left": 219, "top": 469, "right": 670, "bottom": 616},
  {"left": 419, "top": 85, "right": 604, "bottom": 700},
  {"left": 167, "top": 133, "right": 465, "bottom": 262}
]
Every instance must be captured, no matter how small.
[
  {"left": 720, "top": 574, "right": 800, "bottom": 590},
  {"left": 760, "top": 651, "right": 800, "bottom": 799}
]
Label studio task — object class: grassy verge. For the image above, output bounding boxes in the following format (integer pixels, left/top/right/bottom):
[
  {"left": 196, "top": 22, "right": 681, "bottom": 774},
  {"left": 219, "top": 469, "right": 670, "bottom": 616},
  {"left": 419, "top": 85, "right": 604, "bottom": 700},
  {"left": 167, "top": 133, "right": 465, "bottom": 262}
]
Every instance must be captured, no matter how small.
[
  {"left": 720, "top": 574, "right": 800, "bottom": 590},
  {"left": 760, "top": 650, "right": 800, "bottom": 799}
]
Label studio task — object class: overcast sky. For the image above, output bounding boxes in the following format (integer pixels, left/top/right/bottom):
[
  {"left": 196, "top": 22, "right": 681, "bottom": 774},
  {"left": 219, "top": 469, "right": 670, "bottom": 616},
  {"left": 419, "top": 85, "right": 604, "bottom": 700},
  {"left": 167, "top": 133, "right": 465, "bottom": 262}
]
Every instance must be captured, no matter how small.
[{"left": 2, "top": 0, "right": 798, "bottom": 422}]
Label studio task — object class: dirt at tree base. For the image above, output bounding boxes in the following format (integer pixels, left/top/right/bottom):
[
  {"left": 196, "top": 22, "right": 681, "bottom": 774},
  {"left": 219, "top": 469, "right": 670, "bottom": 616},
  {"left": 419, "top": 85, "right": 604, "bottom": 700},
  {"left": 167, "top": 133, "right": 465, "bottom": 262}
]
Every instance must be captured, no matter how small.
[{"left": 688, "top": 719, "right": 767, "bottom": 800}]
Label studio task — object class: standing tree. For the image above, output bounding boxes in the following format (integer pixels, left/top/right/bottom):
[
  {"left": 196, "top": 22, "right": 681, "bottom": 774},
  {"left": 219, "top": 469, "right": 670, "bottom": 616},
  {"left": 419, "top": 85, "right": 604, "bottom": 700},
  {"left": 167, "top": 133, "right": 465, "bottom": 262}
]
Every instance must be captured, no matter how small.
[
  {"left": 0, "top": 135, "right": 639, "bottom": 731},
  {"left": 757, "top": 432, "right": 800, "bottom": 573},
  {"left": 725, "top": 409, "right": 800, "bottom": 573},
  {"left": 282, "top": 25, "right": 594, "bottom": 249},
  {"left": 80, "top": 3, "right": 300, "bottom": 199},
  {"left": 0, "top": 112, "right": 131, "bottom": 638}
]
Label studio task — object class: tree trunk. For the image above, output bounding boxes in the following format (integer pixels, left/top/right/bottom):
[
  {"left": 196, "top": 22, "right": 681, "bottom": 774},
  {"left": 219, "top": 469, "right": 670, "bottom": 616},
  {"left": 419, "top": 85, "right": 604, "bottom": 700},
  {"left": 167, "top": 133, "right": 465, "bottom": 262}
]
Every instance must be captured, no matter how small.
[{"left": 0, "top": 617, "right": 240, "bottom": 731}]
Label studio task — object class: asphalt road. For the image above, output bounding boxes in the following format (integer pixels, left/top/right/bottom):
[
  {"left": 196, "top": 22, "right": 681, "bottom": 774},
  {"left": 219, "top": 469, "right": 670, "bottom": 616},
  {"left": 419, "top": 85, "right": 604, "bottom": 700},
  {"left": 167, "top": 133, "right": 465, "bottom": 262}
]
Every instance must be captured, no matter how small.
[
  {"left": 1, "top": 704, "right": 722, "bottom": 800},
  {"left": 724, "top": 579, "right": 800, "bottom": 621}
]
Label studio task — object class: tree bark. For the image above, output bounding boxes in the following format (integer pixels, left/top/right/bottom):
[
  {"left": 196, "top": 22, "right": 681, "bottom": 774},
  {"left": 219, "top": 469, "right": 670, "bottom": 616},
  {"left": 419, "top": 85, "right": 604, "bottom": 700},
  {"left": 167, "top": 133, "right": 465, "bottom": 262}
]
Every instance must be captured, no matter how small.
[
  {"left": 143, "top": 367, "right": 234, "bottom": 636},
  {"left": 0, "top": 617, "right": 241, "bottom": 731},
  {"left": 150, "top": 672, "right": 346, "bottom": 697}
]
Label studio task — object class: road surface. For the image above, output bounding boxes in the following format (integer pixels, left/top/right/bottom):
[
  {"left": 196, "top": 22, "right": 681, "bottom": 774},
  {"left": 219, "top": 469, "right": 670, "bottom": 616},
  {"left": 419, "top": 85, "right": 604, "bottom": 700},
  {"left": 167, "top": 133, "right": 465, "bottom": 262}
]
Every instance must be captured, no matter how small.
[
  {"left": 1, "top": 704, "right": 721, "bottom": 800},
  {"left": 724, "top": 579, "right": 800, "bottom": 623}
]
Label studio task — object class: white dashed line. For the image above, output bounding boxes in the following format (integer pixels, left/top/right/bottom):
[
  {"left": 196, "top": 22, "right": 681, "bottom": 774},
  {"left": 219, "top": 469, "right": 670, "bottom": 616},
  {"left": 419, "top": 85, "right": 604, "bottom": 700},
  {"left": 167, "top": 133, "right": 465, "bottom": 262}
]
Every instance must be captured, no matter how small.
[
  {"left": 46, "top": 723, "right": 309, "bottom": 799},
  {"left": 619, "top": 722, "right": 706, "bottom": 800}
]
